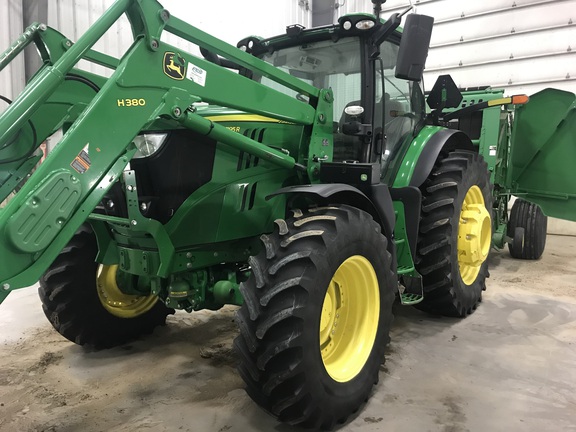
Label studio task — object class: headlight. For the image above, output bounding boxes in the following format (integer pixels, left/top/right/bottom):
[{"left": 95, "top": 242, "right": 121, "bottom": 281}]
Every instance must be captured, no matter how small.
[{"left": 132, "top": 133, "right": 168, "bottom": 158}]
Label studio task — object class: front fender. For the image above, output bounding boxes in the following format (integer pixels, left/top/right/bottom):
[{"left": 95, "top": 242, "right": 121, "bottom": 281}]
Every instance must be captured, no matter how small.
[{"left": 268, "top": 183, "right": 395, "bottom": 244}]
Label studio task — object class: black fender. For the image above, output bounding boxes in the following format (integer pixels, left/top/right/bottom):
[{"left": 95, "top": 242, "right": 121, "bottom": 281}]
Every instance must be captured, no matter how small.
[
  {"left": 268, "top": 183, "right": 396, "bottom": 246},
  {"left": 409, "top": 128, "right": 475, "bottom": 188}
]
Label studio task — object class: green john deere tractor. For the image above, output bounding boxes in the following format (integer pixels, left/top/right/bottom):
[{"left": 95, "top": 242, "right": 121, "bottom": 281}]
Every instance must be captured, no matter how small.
[{"left": 1, "top": 0, "right": 575, "bottom": 428}]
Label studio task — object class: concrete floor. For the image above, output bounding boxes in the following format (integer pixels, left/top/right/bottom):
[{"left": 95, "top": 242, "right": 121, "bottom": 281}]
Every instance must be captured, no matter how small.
[{"left": 0, "top": 235, "right": 575, "bottom": 432}]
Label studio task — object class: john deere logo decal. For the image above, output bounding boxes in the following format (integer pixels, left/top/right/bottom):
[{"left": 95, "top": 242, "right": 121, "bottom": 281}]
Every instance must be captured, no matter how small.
[{"left": 163, "top": 52, "right": 186, "bottom": 80}]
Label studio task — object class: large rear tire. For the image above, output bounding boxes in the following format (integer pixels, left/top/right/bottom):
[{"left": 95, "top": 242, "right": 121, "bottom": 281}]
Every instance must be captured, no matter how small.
[
  {"left": 507, "top": 198, "right": 547, "bottom": 260},
  {"left": 39, "top": 225, "right": 173, "bottom": 349},
  {"left": 415, "top": 150, "right": 492, "bottom": 317},
  {"left": 234, "top": 205, "right": 395, "bottom": 429}
]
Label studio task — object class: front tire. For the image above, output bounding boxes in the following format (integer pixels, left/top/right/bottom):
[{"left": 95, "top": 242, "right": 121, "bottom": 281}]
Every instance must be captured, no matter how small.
[
  {"left": 234, "top": 205, "right": 395, "bottom": 429},
  {"left": 39, "top": 225, "right": 173, "bottom": 349},
  {"left": 415, "top": 150, "right": 492, "bottom": 317}
]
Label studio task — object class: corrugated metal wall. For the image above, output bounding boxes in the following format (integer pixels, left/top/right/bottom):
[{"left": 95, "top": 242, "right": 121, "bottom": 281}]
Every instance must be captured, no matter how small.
[
  {"left": 4, "top": 0, "right": 571, "bottom": 96},
  {"left": 44, "top": 0, "right": 311, "bottom": 76},
  {"left": 337, "top": 0, "right": 576, "bottom": 96},
  {"left": 1, "top": 0, "right": 311, "bottom": 99},
  {"left": 0, "top": 0, "right": 25, "bottom": 102}
]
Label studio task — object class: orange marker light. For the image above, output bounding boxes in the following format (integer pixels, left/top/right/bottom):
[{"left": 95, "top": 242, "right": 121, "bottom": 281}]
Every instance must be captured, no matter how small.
[{"left": 511, "top": 94, "right": 529, "bottom": 105}]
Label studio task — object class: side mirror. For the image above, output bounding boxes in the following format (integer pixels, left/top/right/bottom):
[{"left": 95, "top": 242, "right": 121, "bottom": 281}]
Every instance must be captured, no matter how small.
[{"left": 395, "top": 14, "right": 434, "bottom": 82}]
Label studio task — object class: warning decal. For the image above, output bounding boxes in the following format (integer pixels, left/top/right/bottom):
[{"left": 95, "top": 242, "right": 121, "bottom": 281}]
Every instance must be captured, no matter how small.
[{"left": 70, "top": 144, "right": 91, "bottom": 174}]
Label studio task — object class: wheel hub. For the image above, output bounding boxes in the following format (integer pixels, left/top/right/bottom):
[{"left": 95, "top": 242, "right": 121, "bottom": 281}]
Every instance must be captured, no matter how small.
[
  {"left": 96, "top": 265, "right": 158, "bottom": 318},
  {"left": 458, "top": 185, "right": 491, "bottom": 285},
  {"left": 319, "top": 256, "right": 380, "bottom": 383}
]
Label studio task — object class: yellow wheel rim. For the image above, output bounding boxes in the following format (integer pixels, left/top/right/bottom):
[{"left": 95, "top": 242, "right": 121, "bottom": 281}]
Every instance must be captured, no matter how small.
[
  {"left": 96, "top": 265, "right": 158, "bottom": 318},
  {"left": 458, "top": 185, "right": 491, "bottom": 285},
  {"left": 320, "top": 256, "right": 380, "bottom": 383}
]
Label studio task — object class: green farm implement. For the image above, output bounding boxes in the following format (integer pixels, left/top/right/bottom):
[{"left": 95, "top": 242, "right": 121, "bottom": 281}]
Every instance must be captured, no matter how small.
[{"left": 1, "top": 0, "right": 575, "bottom": 428}]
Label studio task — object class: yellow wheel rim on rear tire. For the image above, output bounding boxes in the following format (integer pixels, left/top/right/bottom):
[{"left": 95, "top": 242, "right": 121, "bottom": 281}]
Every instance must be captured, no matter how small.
[
  {"left": 457, "top": 185, "right": 491, "bottom": 285},
  {"left": 96, "top": 265, "right": 158, "bottom": 318},
  {"left": 320, "top": 256, "right": 380, "bottom": 383}
]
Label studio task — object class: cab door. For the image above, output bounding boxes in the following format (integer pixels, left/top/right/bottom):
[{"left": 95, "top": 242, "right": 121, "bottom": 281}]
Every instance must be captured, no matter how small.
[{"left": 507, "top": 88, "right": 576, "bottom": 221}]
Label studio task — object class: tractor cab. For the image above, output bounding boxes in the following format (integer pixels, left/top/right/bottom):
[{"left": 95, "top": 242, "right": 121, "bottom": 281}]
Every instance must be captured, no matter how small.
[{"left": 235, "top": 9, "right": 433, "bottom": 179}]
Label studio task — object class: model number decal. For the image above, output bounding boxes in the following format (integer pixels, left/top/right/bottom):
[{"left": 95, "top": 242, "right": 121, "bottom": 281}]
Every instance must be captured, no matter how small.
[
  {"left": 117, "top": 98, "right": 146, "bottom": 107},
  {"left": 227, "top": 126, "right": 240, "bottom": 133}
]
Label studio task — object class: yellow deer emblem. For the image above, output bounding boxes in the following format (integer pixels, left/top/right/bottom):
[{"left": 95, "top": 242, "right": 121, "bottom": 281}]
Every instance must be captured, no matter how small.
[{"left": 163, "top": 52, "right": 186, "bottom": 80}]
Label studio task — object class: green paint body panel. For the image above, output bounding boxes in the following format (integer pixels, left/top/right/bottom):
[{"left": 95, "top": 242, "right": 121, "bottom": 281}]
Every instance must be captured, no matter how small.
[
  {"left": 391, "top": 125, "right": 442, "bottom": 188},
  {"left": 7, "top": 170, "right": 82, "bottom": 253},
  {"left": 508, "top": 88, "right": 576, "bottom": 221},
  {"left": 392, "top": 201, "right": 416, "bottom": 275}
]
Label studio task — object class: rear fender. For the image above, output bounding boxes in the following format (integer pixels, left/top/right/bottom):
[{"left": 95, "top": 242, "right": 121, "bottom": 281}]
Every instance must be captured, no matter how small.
[
  {"left": 409, "top": 129, "right": 475, "bottom": 188},
  {"left": 394, "top": 127, "right": 474, "bottom": 189}
]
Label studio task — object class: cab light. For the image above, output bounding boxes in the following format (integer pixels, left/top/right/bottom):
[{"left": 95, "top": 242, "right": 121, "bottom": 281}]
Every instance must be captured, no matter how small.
[{"left": 356, "top": 19, "right": 375, "bottom": 30}]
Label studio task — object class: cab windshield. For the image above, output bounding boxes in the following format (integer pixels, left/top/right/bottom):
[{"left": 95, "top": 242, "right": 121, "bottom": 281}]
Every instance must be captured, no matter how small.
[
  {"left": 257, "top": 37, "right": 361, "bottom": 125},
  {"left": 256, "top": 36, "right": 425, "bottom": 168}
]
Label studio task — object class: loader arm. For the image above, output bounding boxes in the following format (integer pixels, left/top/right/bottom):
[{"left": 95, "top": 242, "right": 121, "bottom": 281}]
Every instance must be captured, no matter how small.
[{"left": 0, "top": 0, "right": 334, "bottom": 301}]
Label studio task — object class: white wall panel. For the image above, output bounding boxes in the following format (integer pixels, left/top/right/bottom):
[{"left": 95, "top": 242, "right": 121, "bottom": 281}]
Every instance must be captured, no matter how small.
[
  {"left": 335, "top": 0, "right": 375, "bottom": 16},
  {"left": 336, "top": 0, "right": 576, "bottom": 95},
  {"left": 45, "top": 0, "right": 311, "bottom": 77},
  {"left": 0, "top": 0, "right": 25, "bottom": 102}
]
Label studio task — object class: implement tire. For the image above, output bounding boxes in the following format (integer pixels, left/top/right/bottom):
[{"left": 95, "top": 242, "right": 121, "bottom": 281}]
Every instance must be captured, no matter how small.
[
  {"left": 415, "top": 150, "right": 492, "bottom": 317},
  {"left": 507, "top": 198, "right": 547, "bottom": 260},
  {"left": 38, "top": 225, "right": 173, "bottom": 349},
  {"left": 234, "top": 205, "right": 395, "bottom": 429}
]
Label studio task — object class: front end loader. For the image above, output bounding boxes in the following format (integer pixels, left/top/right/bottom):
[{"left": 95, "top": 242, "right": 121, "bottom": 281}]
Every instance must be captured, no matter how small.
[{"left": 1, "top": 0, "right": 575, "bottom": 429}]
